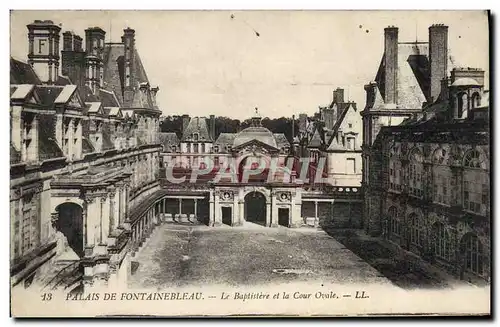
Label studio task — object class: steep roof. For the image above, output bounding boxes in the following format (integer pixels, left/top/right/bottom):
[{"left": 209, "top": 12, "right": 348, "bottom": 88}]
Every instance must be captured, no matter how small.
[
  {"left": 274, "top": 133, "right": 290, "bottom": 148},
  {"left": 308, "top": 127, "right": 323, "bottom": 148},
  {"left": 38, "top": 114, "right": 64, "bottom": 161},
  {"left": 10, "top": 58, "right": 41, "bottom": 85},
  {"left": 374, "top": 43, "right": 431, "bottom": 109},
  {"left": 35, "top": 86, "right": 63, "bottom": 106},
  {"left": 181, "top": 117, "right": 212, "bottom": 142},
  {"left": 159, "top": 132, "right": 180, "bottom": 152},
  {"left": 102, "top": 44, "right": 155, "bottom": 110}
]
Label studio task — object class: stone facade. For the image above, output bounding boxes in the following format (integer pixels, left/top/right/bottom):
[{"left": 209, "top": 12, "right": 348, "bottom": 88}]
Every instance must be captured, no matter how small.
[
  {"left": 362, "top": 23, "right": 490, "bottom": 284},
  {"left": 10, "top": 20, "right": 162, "bottom": 292}
]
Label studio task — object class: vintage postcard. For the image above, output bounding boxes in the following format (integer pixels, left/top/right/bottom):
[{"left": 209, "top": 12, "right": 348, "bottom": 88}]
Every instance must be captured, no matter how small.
[{"left": 9, "top": 10, "right": 490, "bottom": 317}]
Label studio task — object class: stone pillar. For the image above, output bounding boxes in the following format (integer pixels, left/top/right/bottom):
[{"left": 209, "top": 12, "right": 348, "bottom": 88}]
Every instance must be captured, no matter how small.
[
  {"left": 179, "top": 198, "right": 182, "bottom": 215},
  {"left": 214, "top": 191, "right": 222, "bottom": 226},
  {"left": 265, "top": 202, "right": 271, "bottom": 227},
  {"left": 239, "top": 201, "right": 244, "bottom": 225},
  {"left": 209, "top": 190, "right": 215, "bottom": 227},
  {"left": 99, "top": 196, "right": 106, "bottom": 244},
  {"left": 314, "top": 200, "right": 319, "bottom": 227},
  {"left": 163, "top": 199, "right": 166, "bottom": 214},
  {"left": 194, "top": 199, "right": 198, "bottom": 218},
  {"left": 108, "top": 187, "right": 116, "bottom": 232},
  {"left": 270, "top": 192, "right": 278, "bottom": 228}
]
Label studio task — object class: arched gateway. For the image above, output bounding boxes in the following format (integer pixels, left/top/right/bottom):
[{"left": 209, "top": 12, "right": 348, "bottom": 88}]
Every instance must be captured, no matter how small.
[{"left": 244, "top": 191, "right": 267, "bottom": 225}]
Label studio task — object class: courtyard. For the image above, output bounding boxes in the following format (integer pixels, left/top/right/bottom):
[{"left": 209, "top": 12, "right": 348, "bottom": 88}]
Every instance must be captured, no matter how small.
[{"left": 128, "top": 223, "right": 392, "bottom": 289}]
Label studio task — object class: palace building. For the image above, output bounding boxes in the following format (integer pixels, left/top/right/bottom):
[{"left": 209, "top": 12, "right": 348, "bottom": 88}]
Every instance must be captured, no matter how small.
[
  {"left": 362, "top": 24, "right": 490, "bottom": 283},
  {"left": 10, "top": 20, "right": 162, "bottom": 292}
]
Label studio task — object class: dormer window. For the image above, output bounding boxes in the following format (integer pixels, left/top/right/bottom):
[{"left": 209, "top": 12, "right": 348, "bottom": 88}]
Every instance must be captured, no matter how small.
[
  {"left": 193, "top": 133, "right": 199, "bottom": 141},
  {"left": 214, "top": 145, "right": 219, "bottom": 153}
]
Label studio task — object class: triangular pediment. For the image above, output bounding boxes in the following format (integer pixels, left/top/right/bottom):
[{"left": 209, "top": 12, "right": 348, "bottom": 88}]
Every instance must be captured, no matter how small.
[
  {"left": 233, "top": 139, "right": 279, "bottom": 153},
  {"left": 67, "top": 92, "right": 84, "bottom": 109}
]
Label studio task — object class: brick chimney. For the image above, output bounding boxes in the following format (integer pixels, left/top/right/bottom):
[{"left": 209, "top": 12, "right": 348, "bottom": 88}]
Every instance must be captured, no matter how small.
[
  {"left": 61, "top": 31, "right": 86, "bottom": 90},
  {"left": 333, "top": 88, "right": 344, "bottom": 104},
  {"left": 429, "top": 24, "right": 448, "bottom": 103},
  {"left": 384, "top": 26, "right": 398, "bottom": 104}
]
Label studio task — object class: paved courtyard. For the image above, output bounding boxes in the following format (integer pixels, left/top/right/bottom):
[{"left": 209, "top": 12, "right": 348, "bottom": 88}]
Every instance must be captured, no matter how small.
[{"left": 128, "top": 223, "right": 391, "bottom": 289}]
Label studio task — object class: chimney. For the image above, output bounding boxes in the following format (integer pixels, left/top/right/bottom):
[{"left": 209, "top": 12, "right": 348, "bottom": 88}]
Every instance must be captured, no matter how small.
[
  {"left": 210, "top": 114, "right": 216, "bottom": 141},
  {"left": 182, "top": 115, "right": 190, "bottom": 134},
  {"left": 84, "top": 27, "right": 106, "bottom": 94},
  {"left": 333, "top": 88, "right": 344, "bottom": 104},
  {"left": 61, "top": 31, "right": 86, "bottom": 89},
  {"left": 384, "top": 26, "right": 398, "bottom": 104},
  {"left": 122, "top": 28, "right": 136, "bottom": 102},
  {"left": 429, "top": 24, "right": 449, "bottom": 103},
  {"left": 440, "top": 77, "right": 450, "bottom": 102},
  {"left": 27, "top": 20, "right": 61, "bottom": 84},
  {"left": 322, "top": 109, "right": 336, "bottom": 130}
]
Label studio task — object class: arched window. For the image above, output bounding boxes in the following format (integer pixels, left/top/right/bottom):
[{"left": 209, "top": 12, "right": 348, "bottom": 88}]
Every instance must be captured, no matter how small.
[
  {"left": 409, "top": 213, "right": 425, "bottom": 247},
  {"left": 471, "top": 92, "right": 481, "bottom": 109},
  {"left": 432, "top": 222, "right": 452, "bottom": 261},
  {"left": 457, "top": 92, "right": 468, "bottom": 119},
  {"left": 408, "top": 148, "right": 423, "bottom": 198},
  {"left": 460, "top": 233, "right": 484, "bottom": 276},
  {"left": 388, "top": 206, "right": 400, "bottom": 237},
  {"left": 432, "top": 148, "right": 452, "bottom": 205},
  {"left": 463, "top": 150, "right": 489, "bottom": 214},
  {"left": 389, "top": 145, "right": 402, "bottom": 192}
]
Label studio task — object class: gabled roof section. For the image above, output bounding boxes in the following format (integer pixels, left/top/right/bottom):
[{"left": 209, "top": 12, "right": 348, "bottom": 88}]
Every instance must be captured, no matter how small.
[
  {"left": 181, "top": 117, "right": 212, "bottom": 142},
  {"left": 107, "top": 107, "right": 122, "bottom": 118},
  {"left": 308, "top": 127, "right": 323, "bottom": 148},
  {"left": 54, "top": 85, "right": 77, "bottom": 104},
  {"left": 99, "top": 89, "right": 120, "bottom": 107},
  {"left": 10, "top": 58, "right": 41, "bottom": 85},
  {"left": 38, "top": 114, "right": 64, "bottom": 161},
  {"left": 11, "top": 84, "right": 35, "bottom": 101},
  {"left": 86, "top": 102, "right": 103, "bottom": 115},
  {"left": 326, "top": 134, "right": 344, "bottom": 151},
  {"left": 274, "top": 133, "right": 290, "bottom": 148},
  {"left": 35, "top": 86, "right": 63, "bottom": 106}
]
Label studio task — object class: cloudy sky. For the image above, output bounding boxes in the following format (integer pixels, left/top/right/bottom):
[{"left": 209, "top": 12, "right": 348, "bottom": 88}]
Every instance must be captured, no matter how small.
[{"left": 10, "top": 10, "right": 489, "bottom": 119}]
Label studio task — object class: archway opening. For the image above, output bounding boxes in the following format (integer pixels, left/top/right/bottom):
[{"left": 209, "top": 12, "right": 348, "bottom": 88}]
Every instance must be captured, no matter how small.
[
  {"left": 244, "top": 191, "right": 266, "bottom": 225},
  {"left": 238, "top": 155, "right": 270, "bottom": 183},
  {"left": 55, "top": 202, "right": 84, "bottom": 257}
]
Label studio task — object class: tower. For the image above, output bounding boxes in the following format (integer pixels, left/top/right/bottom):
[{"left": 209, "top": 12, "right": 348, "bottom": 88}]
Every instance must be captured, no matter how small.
[
  {"left": 27, "top": 20, "right": 61, "bottom": 84},
  {"left": 84, "top": 27, "right": 106, "bottom": 94}
]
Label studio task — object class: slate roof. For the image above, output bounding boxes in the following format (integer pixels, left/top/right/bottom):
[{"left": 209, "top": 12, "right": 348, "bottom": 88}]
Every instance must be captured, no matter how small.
[
  {"left": 10, "top": 58, "right": 41, "bottom": 85},
  {"left": 35, "top": 86, "right": 63, "bottom": 106},
  {"left": 214, "top": 133, "right": 236, "bottom": 152},
  {"left": 181, "top": 117, "right": 212, "bottom": 142},
  {"left": 159, "top": 132, "right": 180, "bottom": 152},
  {"left": 99, "top": 89, "right": 120, "bottom": 107},
  {"left": 102, "top": 44, "right": 155, "bottom": 109},
  {"left": 374, "top": 43, "right": 432, "bottom": 109},
  {"left": 274, "top": 133, "right": 290, "bottom": 148},
  {"left": 37, "top": 114, "right": 64, "bottom": 161},
  {"left": 308, "top": 127, "right": 323, "bottom": 148},
  {"left": 82, "top": 137, "right": 95, "bottom": 154}
]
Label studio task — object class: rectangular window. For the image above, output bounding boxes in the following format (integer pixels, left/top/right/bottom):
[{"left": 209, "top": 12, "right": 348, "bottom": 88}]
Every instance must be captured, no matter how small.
[
  {"left": 201, "top": 143, "right": 206, "bottom": 153},
  {"left": 193, "top": 143, "right": 199, "bottom": 153},
  {"left": 346, "top": 158, "right": 356, "bottom": 174}
]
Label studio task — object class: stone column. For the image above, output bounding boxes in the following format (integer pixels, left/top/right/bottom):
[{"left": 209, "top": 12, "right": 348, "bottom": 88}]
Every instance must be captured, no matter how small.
[
  {"left": 214, "top": 191, "right": 222, "bottom": 226},
  {"left": 178, "top": 198, "right": 182, "bottom": 215},
  {"left": 265, "top": 202, "right": 271, "bottom": 227},
  {"left": 239, "top": 201, "right": 244, "bottom": 225},
  {"left": 84, "top": 196, "right": 99, "bottom": 248},
  {"left": 194, "top": 199, "right": 198, "bottom": 219},
  {"left": 314, "top": 200, "right": 319, "bottom": 227},
  {"left": 209, "top": 190, "right": 215, "bottom": 227},
  {"left": 108, "top": 187, "right": 116, "bottom": 233},
  {"left": 163, "top": 199, "right": 166, "bottom": 214},
  {"left": 99, "top": 196, "right": 106, "bottom": 244},
  {"left": 270, "top": 192, "right": 278, "bottom": 228}
]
